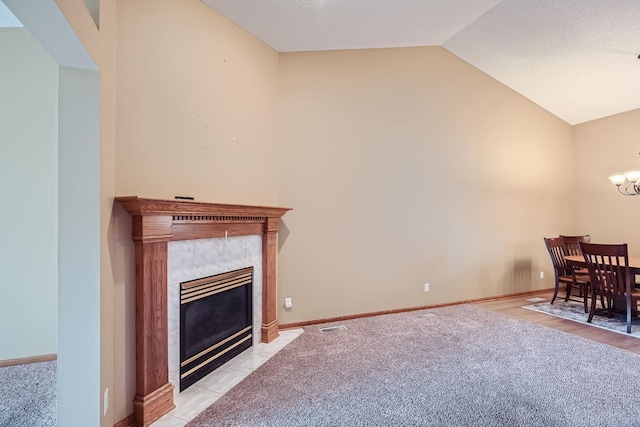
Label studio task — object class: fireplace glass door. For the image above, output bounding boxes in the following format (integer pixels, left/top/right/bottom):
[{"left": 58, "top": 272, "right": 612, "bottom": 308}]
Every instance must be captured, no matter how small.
[{"left": 179, "top": 267, "right": 253, "bottom": 391}]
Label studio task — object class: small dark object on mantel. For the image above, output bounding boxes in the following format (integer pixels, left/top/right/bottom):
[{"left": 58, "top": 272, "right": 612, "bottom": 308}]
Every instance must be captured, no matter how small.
[{"left": 175, "top": 196, "right": 195, "bottom": 200}]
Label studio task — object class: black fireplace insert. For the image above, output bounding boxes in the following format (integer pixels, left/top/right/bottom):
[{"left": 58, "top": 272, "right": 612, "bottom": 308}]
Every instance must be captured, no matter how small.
[{"left": 179, "top": 266, "right": 253, "bottom": 391}]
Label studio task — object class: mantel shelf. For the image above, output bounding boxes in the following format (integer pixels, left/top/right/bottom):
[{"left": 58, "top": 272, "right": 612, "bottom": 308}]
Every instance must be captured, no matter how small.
[{"left": 115, "top": 196, "right": 291, "bottom": 218}]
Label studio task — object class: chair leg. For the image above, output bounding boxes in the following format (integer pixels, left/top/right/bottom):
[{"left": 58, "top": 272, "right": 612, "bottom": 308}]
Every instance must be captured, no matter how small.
[
  {"left": 583, "top": 286, "right": 588, "bottom": 313},
  {"left": 551, "top": 277, "right": 559, "bottom": 304},
  {"left": 627, "top": 297, "right": 632, "bottom": 334},
  {"left": 565, "top": 283, "right": 572, "bottom": 302},
  {"left": 587, "top": 292, "right": 597, "bottom": 324}
]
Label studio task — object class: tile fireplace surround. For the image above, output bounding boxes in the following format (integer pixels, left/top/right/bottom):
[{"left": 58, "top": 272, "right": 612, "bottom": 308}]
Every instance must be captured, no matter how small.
[
  {"left": 116, "top": 197, "right": 291, "bottom": 427},
  {"left": 168, "top": 235, "right": 262, "bottom": 390}
]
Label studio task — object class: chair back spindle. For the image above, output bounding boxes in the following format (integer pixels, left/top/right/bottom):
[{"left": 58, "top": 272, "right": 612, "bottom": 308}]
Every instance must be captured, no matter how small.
[{"left": 560, "top": 234, "right": 591, "bottom": 257}]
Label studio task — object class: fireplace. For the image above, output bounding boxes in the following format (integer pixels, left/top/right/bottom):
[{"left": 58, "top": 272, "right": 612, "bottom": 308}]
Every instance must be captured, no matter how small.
[
  {"left": 179, "top": 267, "right": 253, "bottom": 391},
  {"left": 116, "top": 196, "right": 290, "bottom": 427}
]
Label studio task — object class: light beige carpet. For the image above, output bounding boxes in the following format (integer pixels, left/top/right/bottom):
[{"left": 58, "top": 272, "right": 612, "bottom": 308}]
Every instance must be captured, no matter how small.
[
  {"left": 0, "top": 360, "right": 56, "bottom": 426},
  {"left": 187, "top": 304, "right": 640, "bottom": 426}
]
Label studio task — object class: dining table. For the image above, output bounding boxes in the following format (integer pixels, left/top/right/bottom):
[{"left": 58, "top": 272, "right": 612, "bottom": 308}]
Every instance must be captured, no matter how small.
[
  {"left": 564, "top": 254, "right": 640, "bottom": 313},
  {"left": 565, "top": 255, "right": 640, "bottom": 275}
]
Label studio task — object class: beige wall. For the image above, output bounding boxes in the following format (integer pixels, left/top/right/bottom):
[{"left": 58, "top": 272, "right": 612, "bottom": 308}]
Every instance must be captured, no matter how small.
[
  {"left": 115, "top": 0, "right": 279, "bottom": 204},
  {"left": 276, "top": 47, "right": 574, "bottom": 323},
  {"left": 573, "top": 108, "right": 640, "bottom": 253},
  {"left": 112, "top": 0, "right": 280, "bottom": 420}
]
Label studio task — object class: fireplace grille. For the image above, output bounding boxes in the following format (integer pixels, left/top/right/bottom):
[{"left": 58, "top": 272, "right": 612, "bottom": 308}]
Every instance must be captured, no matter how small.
[{"left": 180, "top": 267, "right": 253, "bottom": 391}]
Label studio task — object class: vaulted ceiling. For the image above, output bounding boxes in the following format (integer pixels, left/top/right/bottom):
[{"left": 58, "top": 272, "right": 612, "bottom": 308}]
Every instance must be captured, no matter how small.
[
  {"left": 202, "top": 0, "right": 640, "bottom": 125},
  {"left": 3, "top": 0, "right": 638, "bottom": 124}
]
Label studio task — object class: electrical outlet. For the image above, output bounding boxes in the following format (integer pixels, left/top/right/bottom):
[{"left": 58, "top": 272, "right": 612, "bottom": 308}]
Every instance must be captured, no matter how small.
[
  {"left": 284, "top": 297, "right": 292, "bottom": 309},
  {"left": 540, "top": 271, "right": 544, "bottom": 279},
  {"left": 103, "top": 388, "right": 108, "bottom": 416},
  {"left": 424, "top": 283, "right": 430, "bottom": 292}
]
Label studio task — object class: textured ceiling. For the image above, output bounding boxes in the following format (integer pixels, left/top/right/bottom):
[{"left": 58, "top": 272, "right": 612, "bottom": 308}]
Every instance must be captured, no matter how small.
[{"left": 203, "top": 0, "right": 640, "bottom": 125}]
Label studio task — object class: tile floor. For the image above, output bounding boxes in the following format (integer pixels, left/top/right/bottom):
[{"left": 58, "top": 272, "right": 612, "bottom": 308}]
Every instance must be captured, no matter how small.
[{"left": 152, "top": 329, "right": 304, "bottom": 427}]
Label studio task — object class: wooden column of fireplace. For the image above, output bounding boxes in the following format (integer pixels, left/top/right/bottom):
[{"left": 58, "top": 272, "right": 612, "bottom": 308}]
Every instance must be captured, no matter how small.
[{"left": 116, "top": 196, "right": 291, "bottom": 427}]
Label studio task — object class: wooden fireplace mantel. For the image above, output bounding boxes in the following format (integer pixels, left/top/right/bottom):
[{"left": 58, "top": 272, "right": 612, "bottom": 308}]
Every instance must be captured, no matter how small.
[{"left": 116, "top": 196, "right": 291, "bottom": 427}]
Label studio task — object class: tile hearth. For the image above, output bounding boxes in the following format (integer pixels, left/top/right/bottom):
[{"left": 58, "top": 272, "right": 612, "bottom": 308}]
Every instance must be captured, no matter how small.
[{"left": 153, "top": 329, "right": 303, "bottom": 427}]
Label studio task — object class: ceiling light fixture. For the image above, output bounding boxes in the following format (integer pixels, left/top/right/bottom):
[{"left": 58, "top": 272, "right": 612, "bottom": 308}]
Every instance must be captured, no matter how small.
[{"left": 609, "top": 153, "right": 640, "bottom": 196}]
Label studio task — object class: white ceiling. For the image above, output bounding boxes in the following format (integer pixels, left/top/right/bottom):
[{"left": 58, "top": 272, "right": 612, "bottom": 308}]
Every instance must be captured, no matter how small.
[{"left": 203, "top": 0, "right": 640, "bottom": 125}]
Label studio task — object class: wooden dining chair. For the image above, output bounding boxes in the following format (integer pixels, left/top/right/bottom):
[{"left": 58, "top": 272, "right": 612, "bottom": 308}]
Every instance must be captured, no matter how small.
[
  {"left": 560, "top": 234, "right": 591, "bottom": 294},
  {"left": 580, "top": 242, "right": 640, "bottom": 334},
  {"left": 544, "top": 237, "right": 589, "bottom": 311},
  {"left": 560, "top": 234, "right": 591, "bottom": 256}
]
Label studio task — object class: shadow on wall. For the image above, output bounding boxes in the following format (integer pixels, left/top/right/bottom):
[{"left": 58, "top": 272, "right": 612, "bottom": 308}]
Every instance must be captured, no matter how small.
[
  {"left": 497, "top": 242, "right": 535, "bottom": 294},
  {"left": 499, "top": 257, "right": 533, "bottom": 294},
  {"left": 111, "top": 202, "right": 137, "bottom": 418},
  {"left": 446, "top": 255, "right": 533, "bottom": 301},
  {"left": 278, "top": 219, "right": 290, "bottom": 251}
]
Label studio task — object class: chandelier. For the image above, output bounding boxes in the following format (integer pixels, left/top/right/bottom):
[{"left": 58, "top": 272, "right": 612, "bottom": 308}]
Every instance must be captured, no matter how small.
[{"left": 609, "top": 158, "right": 640, "bottom": 195}]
